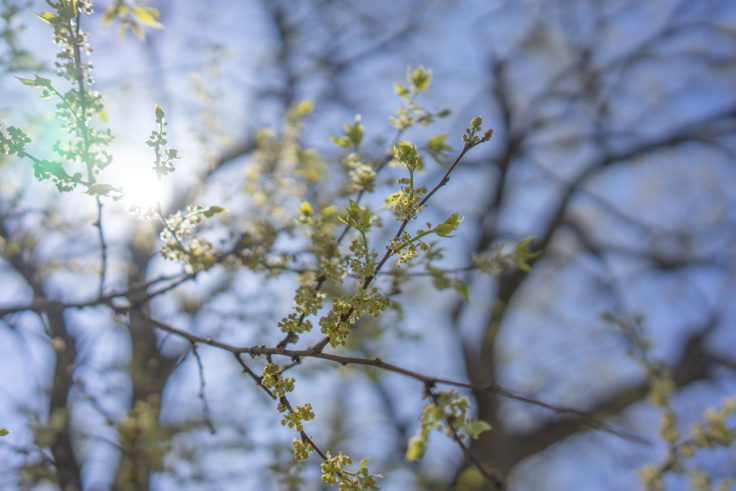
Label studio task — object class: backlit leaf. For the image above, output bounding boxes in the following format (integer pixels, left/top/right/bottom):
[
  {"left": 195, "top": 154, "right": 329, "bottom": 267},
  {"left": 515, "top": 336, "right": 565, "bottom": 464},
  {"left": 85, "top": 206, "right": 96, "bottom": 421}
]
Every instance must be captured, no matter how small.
[{"left": 132, "top": 7, "right": 163, "bottom": 28}]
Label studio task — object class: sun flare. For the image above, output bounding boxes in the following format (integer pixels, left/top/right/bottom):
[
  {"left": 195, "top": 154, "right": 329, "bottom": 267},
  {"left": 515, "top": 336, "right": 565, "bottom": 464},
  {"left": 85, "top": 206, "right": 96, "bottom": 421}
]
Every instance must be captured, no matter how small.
[{"left": 106, "top": 146, "right": 172, "bottom": 213}]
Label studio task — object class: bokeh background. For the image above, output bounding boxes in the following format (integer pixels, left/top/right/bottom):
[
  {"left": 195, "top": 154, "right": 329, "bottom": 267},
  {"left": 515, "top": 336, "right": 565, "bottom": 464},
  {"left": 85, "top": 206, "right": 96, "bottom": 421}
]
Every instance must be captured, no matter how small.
[{"left": 1, "top": 0, "right": 736, "bottom": 489}]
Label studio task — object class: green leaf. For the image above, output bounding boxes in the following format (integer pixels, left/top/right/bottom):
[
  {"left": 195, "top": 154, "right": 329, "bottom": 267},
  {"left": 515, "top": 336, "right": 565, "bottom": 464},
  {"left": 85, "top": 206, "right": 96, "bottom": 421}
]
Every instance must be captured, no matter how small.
[
  {"left": 330, "top": 135, "right": 350, "bottom": 148},
  {"left": 393, "top": 82, "right": 409, "bottom": 99},
  {"left": 427, "top": 134, "right": 452, "bottom": 153},
  {"left": 35, "top": 75, "right": 52, "bottom": 88},
  {"left": 154, "top": 104, "right": 165, "bottom": 121},
  {"left": 16, "top": 74, "right": 52, "bottom": 89},
  {"left": 97, "top": 109, "right": 108, "bottom": 123},
  {"left": 101, "top": 6, "right": 117, "bottom": 26},
  {"left": 405, "top": 435, "right": 426, "bottom": 461},
  {"left": 466, "top": 419, "right": 492, "bottom": 439},
  {"left": 513, "top": 257, "right": 533, "bottom": 273},
  {"left": 332, "top": 115, "right": 364, "bottom": 149},
  {"left": 86, "top": 183, "right": 117, "bottom": 196},
  {"left": 345, "top": 114, "right": 363, "bottom": 147},
  {"left": 410, "top": 65, "right": 431, "bottom": 92},
  {"left": 299, "top": 201, "right": 313, "bottom": 217},
  {"left": 0, "top": 428, "right": 9, "bottom": 436},
  {"left": 454, "top": 282, "right": 470, "bottom": 302},
  {"left": 288, "top": 99, "right": 314, "bottom": 122},
  {"left": 132, "top": 7, "right": 163, "bottom": 28},
  {"left": 34, "top": 159, "right": 72, "bottom": 181},
  {"left": 394, "top": 140, "right": 421, "bottom": 170},
  {"left": 34, "top": 11, "right": 56, "bottom": 23},
  {"left": 511, "top": 237, "right": 538, "bottom": 272},
  {"left": 433, "top": 213, "right": 463, "bottom": 237},
  {"left": 427, "top": 133, "right": 453, "bottom": 165},
  {"left": 516, "top": 237, "right": 534, "bottom": 249},
  {"left": 296, "top": 99, "right": 314, "bottom": 115},
  {"left": 202, "top": 206, "right": 226, "bottom": 218}
]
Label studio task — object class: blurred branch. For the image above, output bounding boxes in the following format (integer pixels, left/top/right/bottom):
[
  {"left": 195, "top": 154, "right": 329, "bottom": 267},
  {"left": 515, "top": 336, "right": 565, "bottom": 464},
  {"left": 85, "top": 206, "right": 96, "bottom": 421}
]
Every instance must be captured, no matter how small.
[
  {"left": 0, "top": 222, "right": 83, "bottom": 488},
  {"left": 507, "top": 318, "right": 719, "bottom": 466}
]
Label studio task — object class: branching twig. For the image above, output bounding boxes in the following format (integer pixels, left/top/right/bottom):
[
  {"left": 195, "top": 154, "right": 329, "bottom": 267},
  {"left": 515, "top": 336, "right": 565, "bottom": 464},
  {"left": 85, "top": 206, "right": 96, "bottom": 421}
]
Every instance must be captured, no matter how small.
[
  {"left": 427, "top": 386, "right": 505, "bottom": 490},
  {"left": 138, "top": 314, "right": 648, "bottom": 446},
  {"left": 308, "top": 135, "right": 493, "bottom": 354},
  {"left": 233, "top": 352, "right": 276, "bottom": 400},
  {"left": 275, "top": 129, "right": 404, "bottom": 349}
]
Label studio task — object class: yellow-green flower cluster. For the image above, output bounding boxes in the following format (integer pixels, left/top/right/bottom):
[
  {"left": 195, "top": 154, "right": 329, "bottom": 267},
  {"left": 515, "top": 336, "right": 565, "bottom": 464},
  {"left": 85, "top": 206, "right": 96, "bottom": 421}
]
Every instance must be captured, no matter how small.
[
  {"left": 261, "top": 363, "right": 295, "bottom": 397},
  {"left": 319, "top": 289, "right": 389, "bottom": 348},
  {"left": 320, "top": 452, "right": 352, "bottom": 485},
  {"left": 639, "top": 397, "right": 736, "bottom": 491},
  {"left": 158, "top": 205, "right": 225, "bottom": 271},
  {"left": 348, "top": 239, "right": 378, "bottom": 282},
  {"left": 292, "top": 438, "right": 313, "bottom": 461},
  {"left": 386, "top": 142, "right": 427, "bottom": 221},
  {"left": 320, "top": 453, "right": 382, "bottom": 490},
  {"left": 281, "top": 403, "right": 315, "bottom": 431},
  {"left": 691, "top": 397, "right": 736, "bottom": 449},
  {"left": 279, "top": 275, "right": 327, "bottom": 335},
  {"left": 386, "top": 186, "right": 425, "bottom": 222},
  {"left": 390, "top": 231, "right": 430, "bottom": 267},
  {"left": 342, "top": 152, "right": 376, "bottom": 193}
]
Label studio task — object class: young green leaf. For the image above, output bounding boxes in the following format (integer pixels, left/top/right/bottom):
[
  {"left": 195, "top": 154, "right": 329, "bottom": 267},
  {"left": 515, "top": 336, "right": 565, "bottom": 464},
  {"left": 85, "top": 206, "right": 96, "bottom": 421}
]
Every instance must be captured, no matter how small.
[
  {"left": 299, "top": 201, "right": 313, "bottom": 217},
  {"left": 86, "top": 183, "right": 118, "bottom": 196},
  {"left": 154, "top": 104, "right": 165, "bottom": 122},
  {"left": 433, "top": 213, "right": 463, "bottom": 237},
  {"left": 454, "top": 282, "right": 470, "bottom": 302},
  {"left": 427, "top": 134, "right": 453, "bottom": 165},
  {"left": 202, "top": 206, "right": 227, "bottom": 218},
  {"left": 405, "top": 434, "right": 427, "bottom": 461},
  {"left": 394, "top": 82, "right": 410, "bottom": 99},
  {"left": 16, "top": 74, "right": 52, "bottom": 89},
  {"left": 132, "top": 7, "right": 163, "bottom": 28},
  {"left": 409, "top": 65, "right": 431, "bottom": 92},
  {"left": 345, "top": 115, "right": 363, "bottom": 148},
  {"left": 101, "top": 5, "right": 118, "bottom": 26},
  {"left": 331, "top": 114, "right": 363, "bottom": 149},
  {"left": 34, "top": 11, "right": 56, "bottom": 23},
  {"left": 466, "top": 419, "right": 492, "bottom": 439}
]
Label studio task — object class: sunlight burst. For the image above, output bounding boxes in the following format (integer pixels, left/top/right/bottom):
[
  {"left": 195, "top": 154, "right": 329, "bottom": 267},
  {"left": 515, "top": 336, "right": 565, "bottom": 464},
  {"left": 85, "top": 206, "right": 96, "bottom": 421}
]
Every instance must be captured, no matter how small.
[{"left": 107, "top": 146, "right": 172, "bottom": 213}]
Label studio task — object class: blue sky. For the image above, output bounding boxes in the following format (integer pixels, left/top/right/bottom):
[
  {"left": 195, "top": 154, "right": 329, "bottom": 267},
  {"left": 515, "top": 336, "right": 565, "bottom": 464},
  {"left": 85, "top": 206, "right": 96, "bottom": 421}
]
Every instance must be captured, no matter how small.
[{"left": 1, "top": 0, "right": 736, "bottom": 489}]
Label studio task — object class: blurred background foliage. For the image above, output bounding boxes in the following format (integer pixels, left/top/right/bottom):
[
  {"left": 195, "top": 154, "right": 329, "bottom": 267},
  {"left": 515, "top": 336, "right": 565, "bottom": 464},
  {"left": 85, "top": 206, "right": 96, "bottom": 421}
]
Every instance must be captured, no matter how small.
[{"left": 1, "top": 0, "right": 735, "bottom": 489}]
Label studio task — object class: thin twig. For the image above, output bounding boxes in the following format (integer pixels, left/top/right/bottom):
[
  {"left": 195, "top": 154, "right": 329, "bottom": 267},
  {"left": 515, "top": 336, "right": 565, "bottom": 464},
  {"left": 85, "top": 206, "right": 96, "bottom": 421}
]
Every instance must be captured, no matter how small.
[
  {"left": 95, "top": 197, "right": 107, "bottom": 296},
  {"left": 427, "top": 387, "right": 506, "bottom": 490},
  {"left": 233, "top": 353, "right": 276, "bottom": 400},
  {"left": 190, "top": 342, "right": 216, "bottom": 434},
  {"left": 139, "top": 314, "right": 648, "bottom": 445}
]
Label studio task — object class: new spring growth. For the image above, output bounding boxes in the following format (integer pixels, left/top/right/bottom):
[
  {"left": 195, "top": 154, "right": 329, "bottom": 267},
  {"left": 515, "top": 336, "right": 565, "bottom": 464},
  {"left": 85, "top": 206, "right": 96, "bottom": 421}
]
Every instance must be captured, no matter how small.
[{"left": 462, "top": 116, "right": 494, "bottom": 146}]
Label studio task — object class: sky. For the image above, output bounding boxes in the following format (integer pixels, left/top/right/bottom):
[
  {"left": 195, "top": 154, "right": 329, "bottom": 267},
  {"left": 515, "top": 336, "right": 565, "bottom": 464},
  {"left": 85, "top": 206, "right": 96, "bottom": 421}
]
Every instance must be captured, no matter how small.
[{"left": 1, "top": 0, "right": 736, "bottom": 489}]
